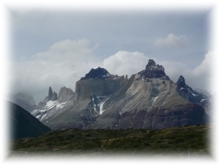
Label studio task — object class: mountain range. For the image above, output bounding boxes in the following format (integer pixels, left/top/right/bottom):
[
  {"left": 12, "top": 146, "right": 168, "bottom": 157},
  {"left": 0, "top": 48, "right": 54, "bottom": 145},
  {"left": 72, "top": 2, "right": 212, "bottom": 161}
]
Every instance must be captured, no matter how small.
[{"left": 26, "top": 59, "right": 210, "bottom": 130}]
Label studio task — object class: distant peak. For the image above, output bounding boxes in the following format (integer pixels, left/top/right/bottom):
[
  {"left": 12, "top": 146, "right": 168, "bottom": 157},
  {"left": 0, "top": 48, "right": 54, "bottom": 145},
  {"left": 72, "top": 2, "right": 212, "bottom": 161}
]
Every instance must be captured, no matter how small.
[
  {"left": 176, "top": 75, "right": 186, "bottom": 88},
  {"left": 81, "top": 67, "right": 112, "bottom": 80},
  {"left": 178, "top": 75, "right": 185, "bottom": 82}
]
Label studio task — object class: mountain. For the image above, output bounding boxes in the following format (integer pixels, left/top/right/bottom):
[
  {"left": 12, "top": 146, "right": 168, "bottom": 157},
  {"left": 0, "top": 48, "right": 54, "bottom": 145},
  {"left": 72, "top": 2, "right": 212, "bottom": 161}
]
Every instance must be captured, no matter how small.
[
  {"left": 10, "top": 92, "right": 36, "bottom": 112},
  {"left": 31, "top": 60, "right": 209, "bottom": 130},
  {"left": 8, "top": 101, "right": 51, "bottom": 140},
  {"left": 31, "top": 86, "right": 75, "bottom": 123}
]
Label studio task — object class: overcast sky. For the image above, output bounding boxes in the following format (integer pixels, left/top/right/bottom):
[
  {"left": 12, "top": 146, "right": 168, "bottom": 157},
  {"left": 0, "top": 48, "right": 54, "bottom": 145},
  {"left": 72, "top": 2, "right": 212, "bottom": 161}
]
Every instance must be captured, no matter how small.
[{"left": 8, "top": 9, "right": 213, "bottom": 103}]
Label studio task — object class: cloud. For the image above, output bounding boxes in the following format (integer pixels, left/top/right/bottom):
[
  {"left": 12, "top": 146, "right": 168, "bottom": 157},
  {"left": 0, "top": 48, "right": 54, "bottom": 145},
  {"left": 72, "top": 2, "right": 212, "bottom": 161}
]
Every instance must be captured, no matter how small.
[
  {"left": 9, "top": 39, "right": 102, "bottom": 103},
  {"left": 192, "top": 51, "right": 214, "bottom": 91},
  {"left": 9, "top": 38, "right": 213, "bottom": 104},
  {"left": 193, "top": 51, "right": 213, "bottom": 77},
  {"left": 154, "top": 33, "right": 189, "bottom": 48},
  {"left": 103, "top": 51, "right": 149, "bottom": 77}
]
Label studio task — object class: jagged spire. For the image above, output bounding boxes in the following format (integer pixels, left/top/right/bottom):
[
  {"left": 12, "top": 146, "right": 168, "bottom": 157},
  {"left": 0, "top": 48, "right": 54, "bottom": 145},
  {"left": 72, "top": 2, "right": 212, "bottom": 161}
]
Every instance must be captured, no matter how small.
[
  {"left": 176, "top": 75, "right": 186, "bottom": 88},
  {"left": 48, "top": 86, "right": 53, "bottom": 100},
  {"left": 48, "top": 86, "right": 57, "bottom": 101}
]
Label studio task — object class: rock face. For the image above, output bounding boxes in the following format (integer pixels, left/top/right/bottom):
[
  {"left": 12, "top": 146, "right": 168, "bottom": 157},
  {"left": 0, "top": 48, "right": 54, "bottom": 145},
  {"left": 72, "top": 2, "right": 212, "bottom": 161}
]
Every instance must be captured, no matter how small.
[
  {"left": 8, "top": 101, "right": 51, "bottom": 140},
  {"left": 75, "top": 76, "right": 125, "bottom": 100},
  {"left": 10, "top": 92, "right": 36, "bottom": 112},
  {"left": 58, "top": 86, "right": 75, "bottom": 102},
  {"left": 75, "top": 67, "right": 126, "bottom": 100},
  {"left": 32, "top": 60, "right": 209, "bottom": 130},
  {"left": 106, "top": 103, "right": 207, "bottom": 130}
]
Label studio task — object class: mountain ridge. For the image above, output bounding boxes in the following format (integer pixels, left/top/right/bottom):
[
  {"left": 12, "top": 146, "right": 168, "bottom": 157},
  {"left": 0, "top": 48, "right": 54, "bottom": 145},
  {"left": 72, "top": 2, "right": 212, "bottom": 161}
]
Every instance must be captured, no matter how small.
[{"left": 31, "top": 59, "right": 210, "bottom": 130}]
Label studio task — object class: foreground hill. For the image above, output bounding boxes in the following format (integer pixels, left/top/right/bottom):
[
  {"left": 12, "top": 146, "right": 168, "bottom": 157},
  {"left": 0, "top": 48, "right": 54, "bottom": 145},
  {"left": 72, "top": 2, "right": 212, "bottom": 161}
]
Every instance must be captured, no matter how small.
[
  {"left": 8, "top": 101, "right": 51, "bottom": 140},
  {"left": 11, "top": 124, "right": 209, "bottom": 156}
]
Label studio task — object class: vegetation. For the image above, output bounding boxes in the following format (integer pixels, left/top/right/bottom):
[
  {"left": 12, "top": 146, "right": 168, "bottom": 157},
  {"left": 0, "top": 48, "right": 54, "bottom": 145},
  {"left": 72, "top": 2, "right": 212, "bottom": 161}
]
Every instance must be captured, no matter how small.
[{"left": 10, "top": 124, "right": 210, "bottom": 156}]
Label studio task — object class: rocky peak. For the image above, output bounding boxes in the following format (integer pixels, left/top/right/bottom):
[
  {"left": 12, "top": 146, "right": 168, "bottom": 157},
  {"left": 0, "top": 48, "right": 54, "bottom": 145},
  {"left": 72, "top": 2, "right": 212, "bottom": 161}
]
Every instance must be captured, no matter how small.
[
  {"left": 58, "top": 86, "right": 75, "bottom": 102},
  {"left": 48, "top": 87, "right": 57, "bottom": 101},
  {"left": 81, "top": 67, "right": 112, "bottom": 80},
  {"left": 145, "top": 59, "right": 164, "bottom": 71},
  {"left": 176, "top": 75, "right": 186, "bottom": 88},
  {"left": 145, "top": 59, "right": 156, "bottom": 70},
  {"left": 140, "top": 59, "right": 166, "bottom": 78}
]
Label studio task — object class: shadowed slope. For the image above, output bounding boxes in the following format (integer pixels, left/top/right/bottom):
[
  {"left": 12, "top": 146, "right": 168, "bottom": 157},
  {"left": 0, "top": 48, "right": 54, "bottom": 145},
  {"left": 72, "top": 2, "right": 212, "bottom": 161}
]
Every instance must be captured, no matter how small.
[{"left": 8, "top": 101, "right": 51, "bottom": 140}]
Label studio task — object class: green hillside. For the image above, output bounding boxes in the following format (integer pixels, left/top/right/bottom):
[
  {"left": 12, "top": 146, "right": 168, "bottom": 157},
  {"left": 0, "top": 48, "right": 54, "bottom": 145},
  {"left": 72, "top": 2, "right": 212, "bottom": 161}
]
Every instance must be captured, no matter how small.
[{"left": 11, "top": 124, "right": 210, "bottom": 156}]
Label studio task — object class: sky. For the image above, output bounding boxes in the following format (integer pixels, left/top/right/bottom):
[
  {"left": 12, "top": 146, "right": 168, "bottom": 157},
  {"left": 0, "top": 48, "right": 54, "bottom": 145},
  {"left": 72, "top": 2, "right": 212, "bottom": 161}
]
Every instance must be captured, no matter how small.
[{"left": 7, "top": 8, "right": 214, "bottom": 104}]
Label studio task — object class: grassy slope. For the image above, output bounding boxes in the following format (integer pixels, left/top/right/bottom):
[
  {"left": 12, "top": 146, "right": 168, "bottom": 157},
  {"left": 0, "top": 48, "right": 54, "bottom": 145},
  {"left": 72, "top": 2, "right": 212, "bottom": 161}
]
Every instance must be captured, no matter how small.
[{"left": 11, "top": 124, "right": 210, "bottom": 156}]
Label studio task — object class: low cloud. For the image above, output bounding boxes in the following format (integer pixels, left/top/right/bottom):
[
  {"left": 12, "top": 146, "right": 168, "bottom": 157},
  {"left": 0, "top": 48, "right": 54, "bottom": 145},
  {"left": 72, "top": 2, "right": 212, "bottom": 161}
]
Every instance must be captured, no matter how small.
[
  {"left": 9, "top": 39, "right": 102, "bottom": 103},
  {"left": 9, "top": 38, "right": 213, "bottom": 104},
  {"left": 103, "top": 51, "right": 149, "bottom": 77},
  {"left": 154, "top": 33, "right": 189, "bottom": 48},
  {"left": 192, "top": 51, "right": 214, "bottom": 91}
]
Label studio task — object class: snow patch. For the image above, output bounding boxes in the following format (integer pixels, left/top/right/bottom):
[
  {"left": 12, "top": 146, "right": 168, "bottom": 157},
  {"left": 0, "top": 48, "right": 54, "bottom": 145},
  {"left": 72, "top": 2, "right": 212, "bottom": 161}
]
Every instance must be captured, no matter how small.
[
  {"left": 46, "top": 100, "right": 57, "bottom": 109},
  {"left": 191, "top": 93, "right": 198, "bottom": 97},
  {"left": 41, "top": 114, "right": 47, "bottom": 120},
  {"left": 200, "top": 99, "right": 207, "bottom": 103},
  {"left": 39, "top": 109, "right": 46, "bottom": 113},
  {"left": 151, "top": 96, "right": 158, "bottom": 103},
  {"left": 56, "top": 101, "right": 67, "bottom": 109},
  {"left": 36, "top": 115, "right": 41, "bottom": 119},
  {"left": 99, "top": 96, "right": 110, "bottom": 115}
]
